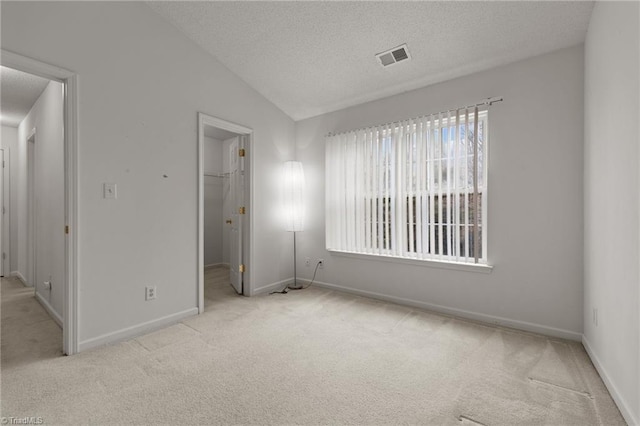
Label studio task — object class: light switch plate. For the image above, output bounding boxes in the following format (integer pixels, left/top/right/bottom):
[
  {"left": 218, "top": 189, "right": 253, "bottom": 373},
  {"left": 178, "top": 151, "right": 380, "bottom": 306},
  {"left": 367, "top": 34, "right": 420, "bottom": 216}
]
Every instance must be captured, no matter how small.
[{"left": 103, "top": 183, "right": 117, "bottom": 199}]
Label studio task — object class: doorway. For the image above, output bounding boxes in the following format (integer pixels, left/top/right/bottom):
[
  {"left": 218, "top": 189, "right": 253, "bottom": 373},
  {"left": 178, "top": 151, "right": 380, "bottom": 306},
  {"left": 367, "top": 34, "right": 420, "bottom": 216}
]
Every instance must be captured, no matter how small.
[
  {"left": 1, "top": 50, "right": 79, "bottom": 354},
  {"left": 198, "top": 113, "right": 252, "bottom": 313}
]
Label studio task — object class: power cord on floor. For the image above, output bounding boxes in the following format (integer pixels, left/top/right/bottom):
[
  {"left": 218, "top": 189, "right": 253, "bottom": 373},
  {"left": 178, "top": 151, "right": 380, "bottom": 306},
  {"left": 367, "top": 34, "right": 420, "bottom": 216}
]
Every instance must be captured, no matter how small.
[{"left": 270, "top": 260, "right": 321, "bottom": 294}]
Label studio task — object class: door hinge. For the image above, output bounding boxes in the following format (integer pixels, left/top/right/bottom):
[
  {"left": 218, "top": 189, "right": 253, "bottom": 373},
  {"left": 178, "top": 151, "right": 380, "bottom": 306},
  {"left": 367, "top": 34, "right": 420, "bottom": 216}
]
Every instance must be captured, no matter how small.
[
  {"left": 238, "top": 148, "right": 245, "bottom": 157},
  {"left": 65, "top": 225, "right": 69, "bottom": 234},
  {"left": 238, "top": 207, "right": 245, "bottom": 215},
  {"left": 2, "top": 206, "right": 4, "bottom": 214},
  {"left": 2, "top": 253, "right": 6, "bottom": 260},
  {"left": 239, "top": 264, "right": 245, "bottom": 273}
]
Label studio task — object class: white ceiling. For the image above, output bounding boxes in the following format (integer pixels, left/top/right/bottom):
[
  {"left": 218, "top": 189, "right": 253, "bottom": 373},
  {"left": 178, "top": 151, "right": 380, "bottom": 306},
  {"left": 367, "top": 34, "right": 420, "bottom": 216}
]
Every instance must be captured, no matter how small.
[
  {"left": 204, "top": 125, "right": 238, "bottom": 140},
  {"left": 148, "top": 1, "right": 594, "bottom": 121},
  {"left": 0, "top": 66, "right": 50, "bottom": 127}
]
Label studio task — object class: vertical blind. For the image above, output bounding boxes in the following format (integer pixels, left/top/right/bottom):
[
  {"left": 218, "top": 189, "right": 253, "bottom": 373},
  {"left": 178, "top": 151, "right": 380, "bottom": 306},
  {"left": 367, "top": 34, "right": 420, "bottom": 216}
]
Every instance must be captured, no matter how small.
[{"left": 326, "top": 107, "right": 488, "bottom": 264}]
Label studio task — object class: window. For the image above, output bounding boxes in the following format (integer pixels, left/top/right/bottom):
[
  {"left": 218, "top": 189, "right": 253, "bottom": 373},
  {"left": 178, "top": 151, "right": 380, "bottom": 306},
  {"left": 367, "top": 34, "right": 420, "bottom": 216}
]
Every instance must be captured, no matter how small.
[{"left": 326, "top": 107, "right": 488, "bottom": 265}]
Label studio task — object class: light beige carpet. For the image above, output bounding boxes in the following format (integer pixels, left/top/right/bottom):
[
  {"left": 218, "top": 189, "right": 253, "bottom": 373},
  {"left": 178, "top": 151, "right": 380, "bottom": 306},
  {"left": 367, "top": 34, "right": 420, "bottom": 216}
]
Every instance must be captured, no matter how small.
[{"left": 1, "top": 268, "right": 626, "bottom": 425}]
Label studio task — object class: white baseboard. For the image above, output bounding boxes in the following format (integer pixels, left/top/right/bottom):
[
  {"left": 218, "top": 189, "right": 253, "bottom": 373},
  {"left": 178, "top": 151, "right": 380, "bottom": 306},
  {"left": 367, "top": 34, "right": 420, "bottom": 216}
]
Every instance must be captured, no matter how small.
[
  {"left": 78, "top": 307, "right": 198, "bottom": 352},
  {"left": 205, "top": 262, "right": 229, "bottom": 269},
  {"left": 10, "top": 270, "right": 28, "bottom": 286},
  {"left": 252, "top": 277, "right": 292, "bottom": 295},
  {"left": 35, "top": 291, "right": 63, "bottom": 328},
  {"left": 300, "top": 278, "right": 582, "bottom": 341},
  {"left": 582, "top": 336, "right": 638, "bottom": 426}
]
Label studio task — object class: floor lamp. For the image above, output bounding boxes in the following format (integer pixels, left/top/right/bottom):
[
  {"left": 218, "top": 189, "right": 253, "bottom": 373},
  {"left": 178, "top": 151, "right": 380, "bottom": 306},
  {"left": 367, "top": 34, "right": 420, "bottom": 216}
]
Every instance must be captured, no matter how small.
[{"left": 284, "top": 161, "right": 305, "bottom": 290}]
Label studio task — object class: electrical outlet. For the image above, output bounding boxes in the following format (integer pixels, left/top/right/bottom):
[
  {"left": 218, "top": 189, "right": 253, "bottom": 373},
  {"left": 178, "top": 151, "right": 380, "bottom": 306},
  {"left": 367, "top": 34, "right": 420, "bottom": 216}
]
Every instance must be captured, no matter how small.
[
  {"left": 593, "top": 308, "right": 598, "bottom": 326},
  {"left": 318, "top": 259, "right": 324, "bottom": 269},
  {"left": 145, "top": 286, "right": 157, "bottom": 301},
  {"left": 305, "top": 257, "right": 311, "bottom": 267}
]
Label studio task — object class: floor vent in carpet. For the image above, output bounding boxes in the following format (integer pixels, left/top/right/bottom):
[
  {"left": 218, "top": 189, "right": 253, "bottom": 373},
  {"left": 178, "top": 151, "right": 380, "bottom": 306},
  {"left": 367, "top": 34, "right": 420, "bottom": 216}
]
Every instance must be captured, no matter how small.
[
  {"left": 528, "top": 377, "right": 593, "bottom": 399},
  {"left": 458, "top": 415, "right": 487, "bottom": 425}
]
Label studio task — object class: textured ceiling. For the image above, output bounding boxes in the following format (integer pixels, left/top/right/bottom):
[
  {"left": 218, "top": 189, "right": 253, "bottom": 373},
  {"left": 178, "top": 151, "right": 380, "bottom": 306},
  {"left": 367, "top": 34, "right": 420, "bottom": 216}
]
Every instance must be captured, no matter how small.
[
  {"left": 148, "top": 1, "right": 593, "bottom": 121},
  {"left": 0, "top": 66, "right": 50, "bottom": 127}
]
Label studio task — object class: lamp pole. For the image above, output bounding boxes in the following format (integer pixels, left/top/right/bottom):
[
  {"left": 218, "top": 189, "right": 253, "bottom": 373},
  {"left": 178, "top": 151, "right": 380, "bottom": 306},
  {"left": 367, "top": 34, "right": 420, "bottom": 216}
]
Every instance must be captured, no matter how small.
[{"left": 292, "top": 231, "right": 299, "bottom": 289}]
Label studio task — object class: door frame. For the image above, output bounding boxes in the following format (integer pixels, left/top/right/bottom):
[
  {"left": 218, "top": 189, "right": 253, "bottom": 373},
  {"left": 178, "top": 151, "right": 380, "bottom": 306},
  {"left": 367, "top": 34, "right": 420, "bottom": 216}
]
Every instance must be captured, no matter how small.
[
  {"left": 197, "top": 113, "right": 253, "bottom": 313},
  {"left": 1, "top": 49, "right": 79, "bottom": 355},
  {"left": 0, "top": 148, "right": 4, "bottom": 277},
  {"left": 27, "top": 130, "right": 36, "bottom": 289}
]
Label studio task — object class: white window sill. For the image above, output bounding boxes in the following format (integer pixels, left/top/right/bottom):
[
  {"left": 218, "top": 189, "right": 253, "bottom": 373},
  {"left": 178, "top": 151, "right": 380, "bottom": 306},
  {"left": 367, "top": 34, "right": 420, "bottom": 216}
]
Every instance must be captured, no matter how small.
[{"left": 328, "top": 250, "right": 493, "bottom": 274}]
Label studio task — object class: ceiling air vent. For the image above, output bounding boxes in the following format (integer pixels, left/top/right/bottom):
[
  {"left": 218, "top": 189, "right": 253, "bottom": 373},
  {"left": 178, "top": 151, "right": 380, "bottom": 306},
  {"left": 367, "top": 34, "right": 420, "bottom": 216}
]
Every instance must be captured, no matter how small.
[{"left": 376, "top": 44, "right": 411, "bottom": 67}]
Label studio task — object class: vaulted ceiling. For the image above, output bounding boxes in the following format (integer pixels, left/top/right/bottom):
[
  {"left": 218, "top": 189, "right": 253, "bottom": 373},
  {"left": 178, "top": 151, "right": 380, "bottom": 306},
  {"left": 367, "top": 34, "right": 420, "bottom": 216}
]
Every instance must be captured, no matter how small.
[{"left": 148, "top": 1, "right": 594, "bottom": 121}]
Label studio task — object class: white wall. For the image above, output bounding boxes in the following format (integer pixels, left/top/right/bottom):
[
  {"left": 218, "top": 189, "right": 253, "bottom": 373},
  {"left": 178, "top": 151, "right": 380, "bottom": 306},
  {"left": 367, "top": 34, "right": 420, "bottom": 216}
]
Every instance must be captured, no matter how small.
[
  {"left": 203, "top": 136, "right": 224, "bottom": 266},
  {"left": 1, "top": 125, "right": 22, "bottom": 279},
  {"left": 583, "top": 2, "right": 639, "bottom": 424},
  {"left": 16, "top": 80, "right": 65, "bottom": 320},
  {"left": 1, "top": 2, "right": 295, "bottom": 347},
  {"left": 0, "top": 126, "right": 17, "bottom": 276},
  {"left": 296, "top": 45, "right": 585, "bottom": 339}
]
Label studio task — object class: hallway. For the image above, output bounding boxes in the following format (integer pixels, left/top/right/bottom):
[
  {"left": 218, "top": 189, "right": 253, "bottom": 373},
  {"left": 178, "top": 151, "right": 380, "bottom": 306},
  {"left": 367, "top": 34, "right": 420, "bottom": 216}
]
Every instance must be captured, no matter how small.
[{"left": 1, "top": 276, "right": 63, "bottom": 368}]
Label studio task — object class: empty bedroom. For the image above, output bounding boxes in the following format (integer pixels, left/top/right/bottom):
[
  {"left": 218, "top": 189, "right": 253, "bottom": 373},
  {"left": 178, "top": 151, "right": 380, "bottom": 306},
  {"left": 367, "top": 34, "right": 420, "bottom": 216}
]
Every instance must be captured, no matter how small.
[{"left": 0, "top": 1, "right": 638, "bottom": 425}]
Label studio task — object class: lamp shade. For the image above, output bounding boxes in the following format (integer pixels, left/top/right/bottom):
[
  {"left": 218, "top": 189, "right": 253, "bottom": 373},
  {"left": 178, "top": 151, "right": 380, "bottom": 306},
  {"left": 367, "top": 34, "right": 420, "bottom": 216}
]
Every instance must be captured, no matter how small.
[{"left": 283, "top": 161, "right": 305, "bottom": 232}]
